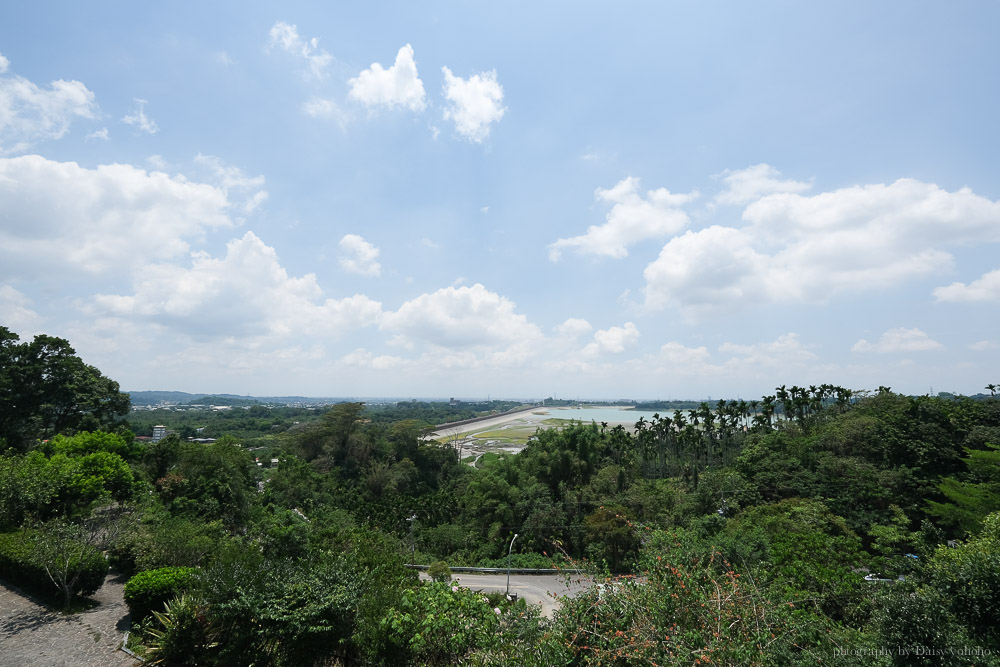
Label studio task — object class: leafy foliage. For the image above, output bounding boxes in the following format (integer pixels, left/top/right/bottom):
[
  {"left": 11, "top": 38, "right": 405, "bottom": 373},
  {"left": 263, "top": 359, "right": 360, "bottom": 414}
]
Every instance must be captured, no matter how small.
[
  {"left": 124, "top": 566, "right": 197, "bottom": 621},
  {"left": 0, "top": 524, "right": 108, "bottom": 607},
  {"left": 0, "top": 327, "right": 130, "bottom": 451}
]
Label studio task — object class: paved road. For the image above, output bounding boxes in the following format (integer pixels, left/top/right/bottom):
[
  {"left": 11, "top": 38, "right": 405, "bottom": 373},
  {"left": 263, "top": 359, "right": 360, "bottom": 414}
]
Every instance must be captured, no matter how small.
[
  {"left": 420, "top": 572, "right": 592, "bottom": 618},
  {"left": 0, "top": 574, "right": 137, "bottom": 667}
]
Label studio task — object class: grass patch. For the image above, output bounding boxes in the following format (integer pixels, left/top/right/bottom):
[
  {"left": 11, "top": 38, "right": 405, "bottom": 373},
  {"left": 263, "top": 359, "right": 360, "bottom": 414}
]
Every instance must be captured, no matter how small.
[
  {"left": 470, "top": 428, "right": 535, "bottom": 444},
  {"left": 541, "top": 418, "right": 577, "bottom": 426},
  {"left": 474, "top": 452, "right": 504, "bottom": 468}
]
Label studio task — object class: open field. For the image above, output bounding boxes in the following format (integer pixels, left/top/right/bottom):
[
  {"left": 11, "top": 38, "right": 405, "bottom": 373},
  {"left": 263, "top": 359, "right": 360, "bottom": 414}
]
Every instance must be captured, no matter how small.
[{"left": 430, "top": 406, "right": 661, "bottom": 465}]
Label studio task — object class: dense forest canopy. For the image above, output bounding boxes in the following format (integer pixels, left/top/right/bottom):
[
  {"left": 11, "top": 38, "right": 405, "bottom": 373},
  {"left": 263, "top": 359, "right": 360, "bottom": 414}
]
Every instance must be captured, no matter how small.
[{"left": 2, "top": 329, "right": 1000, "bottom": 664}]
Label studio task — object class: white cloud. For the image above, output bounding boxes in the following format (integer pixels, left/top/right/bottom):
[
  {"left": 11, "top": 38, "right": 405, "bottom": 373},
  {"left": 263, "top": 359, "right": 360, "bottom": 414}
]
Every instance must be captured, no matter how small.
[
  {"left": 122, "top": 98, "right": 158, "bottom": 134},
  {"left": 642, "top": 177, "right": 1000, "bottom": 318},
  {"left": 643, "top": 226, "right": 765, "bottom": 319},
  {"left": 0, "top": 56, "right": 97, "bottom": 154},
  {"left": 968, "top": 340, "right": 999, "bottom": 351},
  {"left": 338, "top": 234, "right": 381, "bottom": 277},
  {"left": 713, "top": 163, "right": 811, "bottom": 206},
  {"left": 338, "top": 348, "right": 405, "bottom": 370},
  {"left": 657, "top": 341, "right": 713, "bottom": 367},
  {"left": 349, "top": 44, "right": 426, "bottom": 112},
  {"left": 0, "top": 155, "right": 237, "bottom": 279},
  {"left": 441, "top": 66, "right": 505, "bottom": 142},
  {"left": 933, "top": 268, "right": 1000, "bottom": 302},
  {"left": 719, "top": 333, "right": 818, "bottom": 365},
  {"left": 302, "top": 98, "right": 347, "bottom": 126},
  {"left": 380, "top": 283, "right": 542, "bottom": 354},
  {"left": 640, "top": 334, "right": 819, "bottom": 389},
  {"left": 549, "top": 177, "right": 696, "bottom": 261},
  {"left": 193, "top": 154, "right": 268, "bottom": 215},
  {"left": 0, "top": 284, "right": 41, "bottom": 332},
  {"left": 851, "top": 327, "right": 943, "bottom": 353},
  {"left": 93, "top": 231, "right": 382, "bottom": 340},
  {"left": 556, "top": 318, "right": 592, "bottom": 337},
  {"left": 268, "top": 21, "right": 332, "bottom": 79},
  {"left": 583, "top": 322, "right": 640, "bottom": 356},
  {"left": 86, "top": 127, "right": 109, "bottom": 141}
]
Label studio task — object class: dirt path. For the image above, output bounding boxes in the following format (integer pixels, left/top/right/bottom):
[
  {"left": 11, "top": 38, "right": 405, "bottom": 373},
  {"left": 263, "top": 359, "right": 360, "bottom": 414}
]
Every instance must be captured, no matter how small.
[{"left": 0, "top": 573, "right": 138, "bottom": 667}]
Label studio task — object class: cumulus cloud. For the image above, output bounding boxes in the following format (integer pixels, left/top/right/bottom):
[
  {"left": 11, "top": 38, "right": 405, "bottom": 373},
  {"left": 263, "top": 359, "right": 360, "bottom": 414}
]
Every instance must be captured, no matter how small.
[
  {"left": 348, "top": 44, "right": 426, "bottom": 112},
  {"left": 719, "top": 333, "right": 818, "bottom": 365},
  {"left": 851, "top": 327, "right": 943, "bottom": 353},
  {"left": 194, "top": 154, "right": 268, "bottom": 215},
  {"left": 713, "top": 163, "right": 811, "bottom": 206},
  {"left": 441, "top": 66, "right": 505, "bottom": 142},
  {"left": 86, "top": 127, "right": 109, "bottom": 141},
  {"left": 583, "top": 322, "right": 640, "bottom": 356},
  {"left": 657, "top": 341, "right": 713, "bottom": 367},
  {"left": 0, "top": 55, "right": 97, "bottom": 154},
  {"left": 642, "top": 177, "right": 1000, "bottom": 319},
  {"left": 0, "top": 155, "right": 239, "bottom": 279},
  {"left": 556, "top": 318, "right": 593, "bottom": 337},
  {"left": 968, "top": 340, "right": 999, "bottom": 351},
  {"left": 549, "top": 177, "right": 696, "bottom": 261},
  {"left": 122, "top": 98, "right": 158, "bottom": 134},
  {"left": 643, "top": 226, "right": 765, "bottom": 319},
  {"left": 268, "top": 21, "right": 332, "bottom": 78},
  {"left": 93, "top": 231, "right": 382, "bottom": 339},
  {"left": 933, "top": 268, "right": 1000, "bottom": 302},
  {"left": 338, "top": 234, "right": 381, "bottom": 277},
  {"left": 380, "top": 283, "right": 542, "bottom": 364}
]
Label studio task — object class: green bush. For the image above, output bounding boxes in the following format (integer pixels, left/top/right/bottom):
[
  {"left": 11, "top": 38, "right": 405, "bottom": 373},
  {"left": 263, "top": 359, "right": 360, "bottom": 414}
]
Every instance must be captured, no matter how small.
[
  {"left": 427, "top": 560, "right": 451, "bottom": 582},
  {"left": 124, "top": 566, "right": 197, "bottom": 621},
  {"left": 0, "top": 528, "right": 107, "bottom": 601}
]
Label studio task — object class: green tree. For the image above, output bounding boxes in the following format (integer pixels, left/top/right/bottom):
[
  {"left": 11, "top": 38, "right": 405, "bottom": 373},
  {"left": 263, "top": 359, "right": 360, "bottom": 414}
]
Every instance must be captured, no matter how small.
[
  {"left": 0, "top": 328, "right": 130, "bottom": 451},
  {"left": 927, "top": 443, "right": 1000, "bottom": 536},
  {"left": 584, "top": 505, "right": 640, "bottom": 573},
  {"left": 29, "top": 518, "right": 110, "bottom": 608},
  {"left": 874, "top": 511, "right": 1000, "bottom": 662}
]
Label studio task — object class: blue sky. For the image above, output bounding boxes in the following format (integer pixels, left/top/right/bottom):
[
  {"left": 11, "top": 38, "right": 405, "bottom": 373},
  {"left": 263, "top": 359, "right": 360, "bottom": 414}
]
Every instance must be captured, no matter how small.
[{"left": 1, "top": 2, "right": 998, "bottom": 399}]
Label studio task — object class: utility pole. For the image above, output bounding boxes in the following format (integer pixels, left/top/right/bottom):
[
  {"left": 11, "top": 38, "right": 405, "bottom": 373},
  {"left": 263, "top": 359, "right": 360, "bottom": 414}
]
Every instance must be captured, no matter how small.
[
  {"left": 407, "top": 514, "right": 417, "bottom": 562},
  {"left": 505, "top": 533, "right": 519, "bottom": 598}
]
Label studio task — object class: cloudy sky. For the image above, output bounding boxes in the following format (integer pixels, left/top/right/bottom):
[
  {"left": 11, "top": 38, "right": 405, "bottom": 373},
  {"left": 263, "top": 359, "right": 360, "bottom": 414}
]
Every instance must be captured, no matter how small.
[{"left": 1, "top": 2, "right": 998, "bottom": 400}]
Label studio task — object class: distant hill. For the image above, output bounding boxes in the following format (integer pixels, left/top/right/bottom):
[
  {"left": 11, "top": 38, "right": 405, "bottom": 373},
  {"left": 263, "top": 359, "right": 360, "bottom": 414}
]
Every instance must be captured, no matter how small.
[
  {"left": 127, "top": 391, "right": 209, "bottom": 405},
  {"left": 126, "top": 390, "right": 351, "bottom": 407}
]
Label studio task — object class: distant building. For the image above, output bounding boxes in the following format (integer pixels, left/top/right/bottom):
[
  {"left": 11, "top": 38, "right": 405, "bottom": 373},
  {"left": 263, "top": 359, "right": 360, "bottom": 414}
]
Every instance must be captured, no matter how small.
[{"left": 152, "top": 425, "right": 167, "bottom": 442}]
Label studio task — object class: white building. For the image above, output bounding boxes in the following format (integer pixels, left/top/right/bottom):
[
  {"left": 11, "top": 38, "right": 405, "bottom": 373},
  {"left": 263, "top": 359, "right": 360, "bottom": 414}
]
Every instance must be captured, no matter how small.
[{"left": 152, "top": 425, "right": 167, "bottom": 442}]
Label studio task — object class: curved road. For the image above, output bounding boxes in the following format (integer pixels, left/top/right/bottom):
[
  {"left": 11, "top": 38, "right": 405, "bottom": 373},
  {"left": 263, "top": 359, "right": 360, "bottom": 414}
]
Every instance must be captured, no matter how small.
[{"left": 419, "top": 572, "right": 592, "bottom": 618}]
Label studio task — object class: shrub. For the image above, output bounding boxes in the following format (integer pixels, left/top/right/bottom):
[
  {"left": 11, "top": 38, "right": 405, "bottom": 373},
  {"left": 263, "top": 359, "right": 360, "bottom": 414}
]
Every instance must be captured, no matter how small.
[
  {"left": 143, "top": 594, "right": 218, "bottom": 666},
  {"left": 124, "top": 566, "right": 197, "bottom": 621},
  {"left": 0, "top": 527, "right": 107, "bottom": 603},
  {"left": 378, "top": 582, "right": 502, "bottom": 664},
  {"left": 427, "top": 560, "right": 451, "bottom": 582}
]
